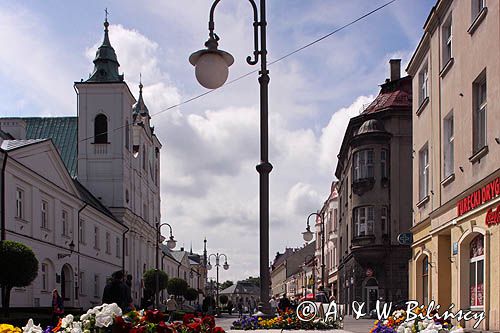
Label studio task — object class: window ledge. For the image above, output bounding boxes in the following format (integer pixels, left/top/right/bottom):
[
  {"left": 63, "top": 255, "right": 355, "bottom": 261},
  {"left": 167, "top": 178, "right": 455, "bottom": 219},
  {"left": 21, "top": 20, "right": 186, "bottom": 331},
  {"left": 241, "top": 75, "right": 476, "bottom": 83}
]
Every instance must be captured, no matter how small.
[
  {"left": 41, "top": 227, "right": 51, "bottom": 232},
  {"left": 440, "top": 58, "right": 454, "bottom": 78},
  {"left": 469, "top": 145, "right": 488, "bottom": 164},
  {"left": 416, "top": 97, "right": 429, "bottom": 116},
  {"left": 441, "top": 173, "right": 455, "bottom": 187},
  {"left": 468, "top": 7, "right": 488, "bottom": 35},
  {"left": 91, "top": 142, "right": 110, "bottom": 145},
  {"left": 15, "top": 217, "right": 28, "bottom": 224},
  {"left": 416, "top": 195, "right": 430, "bottom": 208}
]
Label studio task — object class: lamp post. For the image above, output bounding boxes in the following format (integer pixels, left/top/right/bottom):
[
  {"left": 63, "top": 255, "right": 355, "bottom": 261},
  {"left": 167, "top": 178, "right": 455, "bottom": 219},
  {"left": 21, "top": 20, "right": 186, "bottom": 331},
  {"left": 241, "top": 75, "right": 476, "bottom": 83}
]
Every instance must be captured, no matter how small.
[
  {"left": 57, "top": 240, "right": 75, "bottom": 259},
  {"left": 207, "top": 253, "right": 229, "bottom": 311},
  {"left": 155, "top": 222, "right": 177, "bottom": 309},
  {"left": 303, "top": 254, "right": 316, "bottom": 296},
  {"left": 302, "top": 213, "right": 325, "bottom": 289},
  {"left": 189, "top": 0, "right": 272, "bottom": 314}
]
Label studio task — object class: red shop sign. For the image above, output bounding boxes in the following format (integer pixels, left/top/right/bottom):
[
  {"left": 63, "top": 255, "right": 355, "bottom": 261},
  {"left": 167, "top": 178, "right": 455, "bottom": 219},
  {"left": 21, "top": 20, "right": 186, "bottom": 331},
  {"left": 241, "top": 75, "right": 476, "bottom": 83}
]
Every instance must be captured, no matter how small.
[
  {"left": 486, "top": 205, "right": 500, "bottom": 227},
  {"left": 457, "top": 177, "right": 500, "bottom": 217}
]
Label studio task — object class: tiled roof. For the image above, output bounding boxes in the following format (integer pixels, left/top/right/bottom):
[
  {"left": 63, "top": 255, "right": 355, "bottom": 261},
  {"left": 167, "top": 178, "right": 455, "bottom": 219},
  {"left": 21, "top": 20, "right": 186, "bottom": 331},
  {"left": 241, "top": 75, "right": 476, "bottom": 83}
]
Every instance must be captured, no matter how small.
[
  {"left": 1, "top": 139, "right": 48, "bottom": 151},
  {"left": 24, "top": 117, "right": 78, "bottom": 177},
  {"left": 361, "top": 76, "right": 412, "bottom": 115}
]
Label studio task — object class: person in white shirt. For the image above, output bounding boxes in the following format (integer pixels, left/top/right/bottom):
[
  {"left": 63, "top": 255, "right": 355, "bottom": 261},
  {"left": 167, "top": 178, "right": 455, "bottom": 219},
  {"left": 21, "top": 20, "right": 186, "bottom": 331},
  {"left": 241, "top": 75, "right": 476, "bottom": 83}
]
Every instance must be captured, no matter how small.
[
  {"left": 269, "top": 296, "right": 278, "bottom": 314},
  {"left": 166, "top": 295, "right": 178, "bottom": 322}
]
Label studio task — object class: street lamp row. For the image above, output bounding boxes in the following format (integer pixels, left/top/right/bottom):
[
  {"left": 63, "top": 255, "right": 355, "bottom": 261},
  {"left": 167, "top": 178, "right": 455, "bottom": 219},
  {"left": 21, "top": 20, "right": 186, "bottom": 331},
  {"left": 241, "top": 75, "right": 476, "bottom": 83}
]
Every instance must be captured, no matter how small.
[
  {"left": 155, "top": 222, "right": 177, "bottom": 309},
  {"left": 302, "top": 212, "right": 326, "bottom": 290},
  {"left": 207, "top": 253, "right": 229, "bottom": 311}
]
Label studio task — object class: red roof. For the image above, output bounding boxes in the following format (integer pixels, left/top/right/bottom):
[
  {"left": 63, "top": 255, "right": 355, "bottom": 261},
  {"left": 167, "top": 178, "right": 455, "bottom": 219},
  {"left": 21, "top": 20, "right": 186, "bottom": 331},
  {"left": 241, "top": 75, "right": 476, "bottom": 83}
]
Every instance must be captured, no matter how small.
[{"left": 362, "top": 76, "right": 412, "bottom": 114}]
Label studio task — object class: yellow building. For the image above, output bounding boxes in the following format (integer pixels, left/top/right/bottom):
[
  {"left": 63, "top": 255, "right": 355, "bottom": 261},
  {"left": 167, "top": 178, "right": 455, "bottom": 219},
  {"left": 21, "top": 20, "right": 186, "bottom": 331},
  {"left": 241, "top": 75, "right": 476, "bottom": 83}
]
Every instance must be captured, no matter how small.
[{"left": 407, "top": 0, "right": 500, "bottom": 330}]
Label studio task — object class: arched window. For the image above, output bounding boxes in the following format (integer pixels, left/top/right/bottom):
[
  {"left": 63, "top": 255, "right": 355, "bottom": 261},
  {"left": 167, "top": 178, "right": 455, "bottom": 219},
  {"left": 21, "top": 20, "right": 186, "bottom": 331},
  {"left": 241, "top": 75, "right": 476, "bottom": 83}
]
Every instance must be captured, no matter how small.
[
  {"left": 422, "top": 256, "right": 429, "bottom": 305},
  {"left": 469, "top": 234, "right": 484, "bottom": 308},
  {"left": 125, "top": 121, "right": 130, "bottom": 150},
  {"left": 94, "top": 114, "right": 108, "bottom": 144}
]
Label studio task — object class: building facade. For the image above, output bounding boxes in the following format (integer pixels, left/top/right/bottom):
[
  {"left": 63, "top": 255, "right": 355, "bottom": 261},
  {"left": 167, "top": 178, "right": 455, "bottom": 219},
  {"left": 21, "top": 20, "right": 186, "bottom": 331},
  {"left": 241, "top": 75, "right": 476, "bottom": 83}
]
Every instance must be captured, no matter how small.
[
  {"left": 0, "top": 17, "right": 200, "bottom": 309},
  {"left": 407, "top": 0, "right": 500, "bottom": 330},
  {"left": 316, "top": 181, "right": 339, "bottom": 299},
  {"left": 335, "top": 60, "right": 413, "bottom": 313}
]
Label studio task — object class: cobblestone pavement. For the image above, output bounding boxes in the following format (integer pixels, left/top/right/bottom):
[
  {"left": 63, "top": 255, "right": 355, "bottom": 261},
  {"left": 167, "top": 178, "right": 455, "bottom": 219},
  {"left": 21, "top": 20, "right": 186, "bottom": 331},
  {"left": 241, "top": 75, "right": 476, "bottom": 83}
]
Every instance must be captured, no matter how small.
[{"left": 215, "top": 314, "right": 374, "bottom": 333}]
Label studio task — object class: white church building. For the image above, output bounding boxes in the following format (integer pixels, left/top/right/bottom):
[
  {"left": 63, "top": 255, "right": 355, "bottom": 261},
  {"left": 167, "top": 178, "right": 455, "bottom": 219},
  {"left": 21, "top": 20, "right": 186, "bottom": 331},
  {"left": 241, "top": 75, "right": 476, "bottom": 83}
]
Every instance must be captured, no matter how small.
[{"left": 0, "top": 18, "right": 203, "bottom": 310}]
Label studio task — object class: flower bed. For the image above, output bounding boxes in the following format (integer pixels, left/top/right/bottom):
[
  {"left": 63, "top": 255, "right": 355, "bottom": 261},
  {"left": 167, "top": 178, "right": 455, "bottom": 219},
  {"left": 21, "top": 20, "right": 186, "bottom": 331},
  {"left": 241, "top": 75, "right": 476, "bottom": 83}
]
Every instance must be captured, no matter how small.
[
  {"left": 370, "top": 308, "right": 464, "bottom": 333},
  {"left": 9, "top": 304, "right": 224, "bottom": 333},
  {"left": 231, "top": 309, "right": 342, "bottom": 330}
]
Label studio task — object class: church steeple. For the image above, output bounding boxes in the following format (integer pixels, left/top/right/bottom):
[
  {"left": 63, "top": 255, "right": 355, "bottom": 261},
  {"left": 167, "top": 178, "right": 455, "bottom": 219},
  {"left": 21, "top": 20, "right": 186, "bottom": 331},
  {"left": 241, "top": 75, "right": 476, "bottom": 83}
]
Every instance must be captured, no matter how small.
[
  {"left": 132, "top": 77, "right": 150, "bottom": 121},
  {"left": 87, "top": 12, "right": 124, "bottom": 83}
]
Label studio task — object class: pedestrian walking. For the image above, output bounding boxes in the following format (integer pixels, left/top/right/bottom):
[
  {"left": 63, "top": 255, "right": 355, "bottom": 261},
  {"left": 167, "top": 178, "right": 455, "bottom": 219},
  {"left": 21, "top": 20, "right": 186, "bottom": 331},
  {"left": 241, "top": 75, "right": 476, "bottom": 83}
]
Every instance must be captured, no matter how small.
[
  {"left": 315, "top": 286, "right": 328, "bottom": 303},
  {"left": 51, "top": 289, "right": 64, "bottom": 325},
  {"left": 123, "top": 274, "right": 135, "bottom": 312},
  {"left": 166, "top": 295, "right": 178, "bottom": 322},
  {"left": 269, "top": 296, "right": 277, "bottom": 314},
  {"left": 237, "top": 299, "right": 244, "bottom": 318},
  {"left": 278, "top": 293, "right": 291, "bottom": 312},
  {"left": 227, "top": 300, "right": 233, "bottom": 315},
  {"left": 102, "top": 270, "right": 130, "bottom": 310}
]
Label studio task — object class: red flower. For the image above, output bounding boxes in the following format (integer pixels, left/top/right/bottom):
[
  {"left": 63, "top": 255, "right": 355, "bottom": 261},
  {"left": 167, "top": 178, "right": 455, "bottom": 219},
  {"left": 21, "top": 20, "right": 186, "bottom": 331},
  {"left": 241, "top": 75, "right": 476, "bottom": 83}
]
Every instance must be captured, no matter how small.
[
  {"left": 202, "top": 316, "right": 215, "bottom": 329},
  {"left": 112, "top": 316, "right": 132, "bottom": 333},
  {"left": 130, "top": 327, "right": 146, "bottom": 333},
  {"left": 187, "top": 322, "right": 201, "bottom": 333},
  {"left": 213, "top": 327, "right": 225, "bottom": 333},
  {"left": 145, "top": 310, "right": 164, "bottom": 323},
  {"left": 183, "top": 313, "right": 195, "bottom": 324},
  {"left": 157, "top": 321, "right": 176, "bottom": 333}
]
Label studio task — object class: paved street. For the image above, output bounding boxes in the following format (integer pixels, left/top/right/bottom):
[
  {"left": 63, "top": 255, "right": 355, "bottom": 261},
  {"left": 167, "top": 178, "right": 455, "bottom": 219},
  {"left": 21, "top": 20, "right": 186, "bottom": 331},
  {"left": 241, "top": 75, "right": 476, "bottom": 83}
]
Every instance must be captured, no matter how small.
[{"left": 216, "top": 314, "right": 374, "bottom": 333}]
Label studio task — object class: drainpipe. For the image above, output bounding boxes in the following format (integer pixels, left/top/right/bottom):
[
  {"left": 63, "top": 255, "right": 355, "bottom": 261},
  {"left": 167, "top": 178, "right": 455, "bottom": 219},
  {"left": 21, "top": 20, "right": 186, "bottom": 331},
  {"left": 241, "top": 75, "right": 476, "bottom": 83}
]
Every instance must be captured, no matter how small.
[
  {"left": 122, "top": 224, "right": 130, "bottom": 273},
  {"left": 1, "top": 152, "right": 7, "bottom": 241},
  {"left": 76, "top": 203, "right": 88, "bottom": 305}
]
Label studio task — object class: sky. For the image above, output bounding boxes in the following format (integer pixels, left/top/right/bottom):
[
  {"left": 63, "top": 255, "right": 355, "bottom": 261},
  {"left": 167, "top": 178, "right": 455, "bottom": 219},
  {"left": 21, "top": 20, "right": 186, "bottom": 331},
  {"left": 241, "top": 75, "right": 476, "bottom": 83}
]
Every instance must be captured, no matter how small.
[{"left": 0, "top": 0, "right": 435, "bottom": 283}]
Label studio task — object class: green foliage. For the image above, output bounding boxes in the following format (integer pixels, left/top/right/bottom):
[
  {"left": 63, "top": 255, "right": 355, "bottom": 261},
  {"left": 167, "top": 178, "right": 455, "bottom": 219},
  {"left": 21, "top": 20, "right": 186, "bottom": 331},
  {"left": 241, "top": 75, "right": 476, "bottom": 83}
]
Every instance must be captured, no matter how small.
[
  {"left": 184, "top": 287, "right": 199, "bottom": 301},
  {"left": 0, "top": 241, "right": 38, "bottom": 288},
  {"left": 167, "top": 278, "right": 188, "bottom": 297},
  {"left": 239, "top": 276, "right": 260, "bottom": 287},
  {"left": 143, "top": 269, "right": 168, "bottom": 294},
  {"left": 219, "top": 295, "right": 228, "bottom": 305},
  {"left": 219, "top": 280, "right": 233, "bottom": 290}
]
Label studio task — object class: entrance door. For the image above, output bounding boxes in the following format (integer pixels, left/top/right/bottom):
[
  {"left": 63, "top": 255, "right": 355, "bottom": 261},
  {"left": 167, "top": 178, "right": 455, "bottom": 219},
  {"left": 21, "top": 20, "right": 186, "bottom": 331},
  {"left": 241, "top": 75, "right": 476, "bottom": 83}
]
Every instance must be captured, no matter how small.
[
  {"left": 61, "top": 264, "right": 73, "bottom": 306},
  {"left": 366, "top": 287, "right": 378, "bottom": 312}
]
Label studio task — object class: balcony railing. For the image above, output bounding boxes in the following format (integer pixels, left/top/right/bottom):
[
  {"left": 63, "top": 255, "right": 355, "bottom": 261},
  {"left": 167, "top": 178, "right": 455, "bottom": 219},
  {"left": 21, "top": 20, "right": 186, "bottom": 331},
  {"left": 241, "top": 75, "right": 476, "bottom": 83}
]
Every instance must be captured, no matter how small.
[{"left": 94, "top": 144, "right": 108, "bottom": 155}]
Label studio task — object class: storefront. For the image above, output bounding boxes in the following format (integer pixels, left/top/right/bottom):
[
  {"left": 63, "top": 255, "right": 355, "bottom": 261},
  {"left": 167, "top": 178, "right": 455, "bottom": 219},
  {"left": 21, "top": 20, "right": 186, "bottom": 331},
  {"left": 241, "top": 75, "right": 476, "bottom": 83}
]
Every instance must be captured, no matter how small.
[{"left": 410, "top": 174, "right": 500, "bottom": 330}]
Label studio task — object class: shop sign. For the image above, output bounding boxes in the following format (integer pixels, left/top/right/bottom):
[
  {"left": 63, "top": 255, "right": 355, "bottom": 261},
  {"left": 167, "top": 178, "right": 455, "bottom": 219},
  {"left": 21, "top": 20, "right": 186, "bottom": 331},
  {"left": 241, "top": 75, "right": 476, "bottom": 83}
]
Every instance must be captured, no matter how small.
[
  {"left": 452, "top": 242, "right": 458, "bottom": 255},
  {"left": 457, "top": 177, "right": 500, "bottom": 217},
  {"left": 397, "top": 232, "right": 413, "bottom": 245},
  {"left": 485, "top": 205, "right": 500, "bottom": 227}
]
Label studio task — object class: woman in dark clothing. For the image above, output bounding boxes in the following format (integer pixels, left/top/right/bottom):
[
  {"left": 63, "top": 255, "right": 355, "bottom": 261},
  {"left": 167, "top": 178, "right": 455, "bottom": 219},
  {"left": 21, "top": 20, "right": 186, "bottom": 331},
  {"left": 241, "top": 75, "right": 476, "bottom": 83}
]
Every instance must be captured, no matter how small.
[{"left": 52, "top": 289, "right": 64, "bottom": 325}]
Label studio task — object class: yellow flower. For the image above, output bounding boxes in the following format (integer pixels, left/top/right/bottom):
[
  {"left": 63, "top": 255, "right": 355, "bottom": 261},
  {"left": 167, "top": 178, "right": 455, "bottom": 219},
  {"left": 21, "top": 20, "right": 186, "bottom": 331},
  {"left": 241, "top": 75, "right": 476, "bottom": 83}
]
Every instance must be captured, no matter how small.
[{"left": 0, "top": 324, "right": 21, "bottom": 333}]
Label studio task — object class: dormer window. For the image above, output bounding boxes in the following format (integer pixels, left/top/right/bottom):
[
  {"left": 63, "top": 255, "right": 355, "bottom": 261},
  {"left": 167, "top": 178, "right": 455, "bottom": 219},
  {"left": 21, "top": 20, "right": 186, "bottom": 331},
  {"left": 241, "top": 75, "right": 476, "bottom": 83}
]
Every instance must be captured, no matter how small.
[{"left": 94, "top": 114, "right": 108, "bottom": 144}]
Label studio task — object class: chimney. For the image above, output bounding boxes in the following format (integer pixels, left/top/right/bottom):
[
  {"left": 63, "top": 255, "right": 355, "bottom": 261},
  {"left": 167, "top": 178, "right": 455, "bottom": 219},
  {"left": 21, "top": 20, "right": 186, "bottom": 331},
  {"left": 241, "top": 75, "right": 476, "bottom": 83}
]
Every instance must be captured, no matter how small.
[{"left": 389, "top": 59, "right": 401, "bottom": 81}]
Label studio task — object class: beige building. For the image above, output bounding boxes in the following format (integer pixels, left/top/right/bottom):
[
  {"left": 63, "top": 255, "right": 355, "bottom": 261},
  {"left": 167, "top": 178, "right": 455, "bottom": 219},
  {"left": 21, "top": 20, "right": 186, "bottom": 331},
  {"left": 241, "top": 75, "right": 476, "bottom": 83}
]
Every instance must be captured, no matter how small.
[{"left": 407, "top": 0, "right": 500, "bottom": 330}]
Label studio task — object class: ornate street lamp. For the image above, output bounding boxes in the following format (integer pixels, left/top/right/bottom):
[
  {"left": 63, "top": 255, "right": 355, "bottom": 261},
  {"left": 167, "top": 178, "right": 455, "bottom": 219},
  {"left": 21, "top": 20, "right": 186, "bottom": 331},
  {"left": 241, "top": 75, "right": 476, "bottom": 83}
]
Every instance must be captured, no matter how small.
[
  {"left": 303, "top": 213, "right": 325, "bottom": 289},
  {"left": 207, "top": 253, "right": 229, "bottom": 311},
  {"left": 155, "top": 222, "right": 176, "bottom": 309},
  {"left": 189, "top": 0, "right": 272, "bottom": 314},
  {"left": 57, "top": 240, "right": 75, "bottom": 259}
]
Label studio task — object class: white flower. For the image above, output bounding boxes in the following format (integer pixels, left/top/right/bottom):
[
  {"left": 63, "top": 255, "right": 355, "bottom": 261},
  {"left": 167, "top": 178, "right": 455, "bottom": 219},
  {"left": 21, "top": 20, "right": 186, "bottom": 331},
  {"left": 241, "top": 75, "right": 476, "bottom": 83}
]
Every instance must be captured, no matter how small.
[
  {"left": 61, "top": 314, "right": 74, "bottom": 328},
  {"left": 94, "top": 312, "right": 113, "bottom": 328},
  {"left": 70, "top": 322, "right": 83, "bottom": 333},
  {"left": 22, "top": 319, "right": 43, "bottom": 333}
]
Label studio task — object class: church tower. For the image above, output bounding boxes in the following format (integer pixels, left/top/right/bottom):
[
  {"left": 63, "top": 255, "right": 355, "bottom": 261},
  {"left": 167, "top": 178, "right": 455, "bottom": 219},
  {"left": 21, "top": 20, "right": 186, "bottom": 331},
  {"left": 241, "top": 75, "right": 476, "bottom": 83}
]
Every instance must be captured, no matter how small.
[{"left": 74, "top": 16, "right": 162, "bottom": 302}]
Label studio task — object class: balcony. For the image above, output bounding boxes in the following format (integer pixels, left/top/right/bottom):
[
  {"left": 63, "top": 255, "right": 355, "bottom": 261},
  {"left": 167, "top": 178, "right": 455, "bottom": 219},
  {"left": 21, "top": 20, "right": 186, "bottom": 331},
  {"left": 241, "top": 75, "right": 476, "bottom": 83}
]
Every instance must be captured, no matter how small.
[
  {"left": 93, "top": 143, "right": 109, "bottom": 155},
  {"left": 352, "top": 177, "right": 375, "bottom": 195}
]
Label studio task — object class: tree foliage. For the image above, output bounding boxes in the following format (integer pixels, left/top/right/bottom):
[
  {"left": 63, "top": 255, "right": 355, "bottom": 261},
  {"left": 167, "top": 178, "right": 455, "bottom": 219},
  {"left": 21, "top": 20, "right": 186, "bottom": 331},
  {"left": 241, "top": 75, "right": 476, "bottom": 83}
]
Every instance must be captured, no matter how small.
[
  {"left": 0, "top": 241, "right": 39, "bottom": 315},
  {"left": 143, "top": 269, "right": 168, "bottom": 294},
  {"left": 219, "top": 280, "right": 234, "bottom": 291},
  {"left": 239, "top": 276, "right": 260, "bottom": 287},
  {"left": 167, "top": 277, "right": 189, "bottom": 297},
  {"left": 184, "top": 287, "right": 199, "bottom": 301},
  {"left": 219, "top": 294, "right": 229, "bottom": 305}
]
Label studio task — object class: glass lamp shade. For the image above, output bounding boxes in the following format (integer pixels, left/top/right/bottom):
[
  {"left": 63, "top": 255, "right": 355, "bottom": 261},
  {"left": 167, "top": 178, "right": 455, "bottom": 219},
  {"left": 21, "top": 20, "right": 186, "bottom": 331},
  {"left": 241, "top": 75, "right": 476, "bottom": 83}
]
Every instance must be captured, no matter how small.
[
  {"left": 207, "top": 263, "right": 212, "bottom": 270},
  {"left": 167, "top": 237, "right": 176, "bottom": 250},
  {"left": 223, "top": 263, "right": 229, "bottom": 270},
  {"left": 190, "top": 48, "right": 234, "bottom": 90},
  {"left": 303, "top": 229, "right": 314, "bottom": 242}
]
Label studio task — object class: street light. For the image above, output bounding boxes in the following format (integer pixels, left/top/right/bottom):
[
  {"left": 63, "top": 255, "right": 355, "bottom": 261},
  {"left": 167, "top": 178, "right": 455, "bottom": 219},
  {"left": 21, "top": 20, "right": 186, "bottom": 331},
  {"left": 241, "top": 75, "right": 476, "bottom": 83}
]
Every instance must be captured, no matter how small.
[
  {"left": 189, "top": 0, "right": 272, "bottom": 314},
  {"left": 303, "top": 213, "right": 325, "bottom": 289},
  {"left": 207, "top": 253, "right": 229, "bottom": 311},
  {"left": 57, "top": 240, "right": 75, "bottom": 259},
  {"left": 155, "top": 222, "right": 176, "bottom": 309}
]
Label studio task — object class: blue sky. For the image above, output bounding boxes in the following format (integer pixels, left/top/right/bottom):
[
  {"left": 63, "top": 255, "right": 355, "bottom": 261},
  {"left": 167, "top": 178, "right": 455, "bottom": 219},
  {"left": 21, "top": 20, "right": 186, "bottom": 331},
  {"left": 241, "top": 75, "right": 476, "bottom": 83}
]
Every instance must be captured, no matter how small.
[{"left": 0, "top": 0, "right": 435, "bottom": 281}]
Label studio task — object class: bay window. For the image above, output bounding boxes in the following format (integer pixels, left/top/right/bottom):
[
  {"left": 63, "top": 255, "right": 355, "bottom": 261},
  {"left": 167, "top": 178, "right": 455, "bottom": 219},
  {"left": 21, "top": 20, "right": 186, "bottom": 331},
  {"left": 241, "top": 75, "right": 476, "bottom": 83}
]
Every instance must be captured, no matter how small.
[
  {"left": 354, "top": 206, "right": 374, "bottom": 237},
  {"left": 353, "top": 149, "right": 374, "bottom": 180}
]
